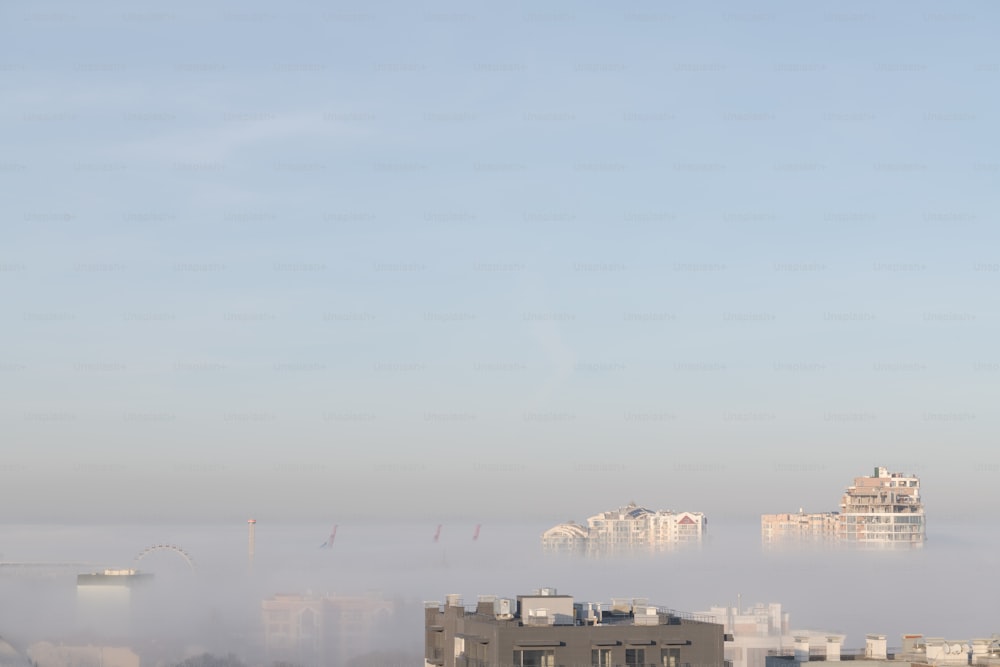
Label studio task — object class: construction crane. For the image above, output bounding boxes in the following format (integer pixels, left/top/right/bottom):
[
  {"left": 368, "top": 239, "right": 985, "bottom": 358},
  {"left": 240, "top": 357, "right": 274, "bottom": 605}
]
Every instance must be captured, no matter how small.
[{"left": 319, "top": 525, "right": 338, "bottom": 549}]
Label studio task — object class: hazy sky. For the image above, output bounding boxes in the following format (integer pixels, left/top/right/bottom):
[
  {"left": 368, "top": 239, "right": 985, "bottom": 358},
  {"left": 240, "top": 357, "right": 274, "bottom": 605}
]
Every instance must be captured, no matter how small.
[{"left": 2, "top": 0, "right": 998, "bottom": 522}]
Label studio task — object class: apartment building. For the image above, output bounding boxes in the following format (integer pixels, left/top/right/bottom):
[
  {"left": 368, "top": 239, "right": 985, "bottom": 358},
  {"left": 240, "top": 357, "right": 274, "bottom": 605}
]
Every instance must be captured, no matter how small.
[
  {"left": 693, "top": 602, "right": 844, "bottom": 667},
  {"left": 425, "top": 588, "right": 724, "bottom": 667},
  {"left": 766, "top": 633, "right": 1000, "bottom": 667},
  {"left": 838, "top": 467, "right": 924, "bottom": 547},
  {"left": 760, "top": 512, "right": 839, "bottom": 547},
  {"left": 262, "top": 592, "right": 394, "bottom": 667},
  {"left": 543, "top": 503, "right": 707, "bottom": 553},
  {"left": 761, "top": 467, "right": 924, "bottom": 549}
]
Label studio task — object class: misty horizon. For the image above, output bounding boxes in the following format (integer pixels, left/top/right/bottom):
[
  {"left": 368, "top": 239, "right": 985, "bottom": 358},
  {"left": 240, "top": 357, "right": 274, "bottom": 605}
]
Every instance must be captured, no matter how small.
[{"left": 3, "top": 0, "right": 999, "bottom": 665}]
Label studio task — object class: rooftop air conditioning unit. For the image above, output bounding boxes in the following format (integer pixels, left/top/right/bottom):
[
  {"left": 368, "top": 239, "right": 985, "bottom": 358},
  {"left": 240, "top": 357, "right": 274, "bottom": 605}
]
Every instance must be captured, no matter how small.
[
  {"left": 494, "top": 598, "right": 514, "bottom": 620},
  {"left": 611, "top": 598, "right": 631, "bottom": 614},
  {"left": 527, "top": 608, "right": 554, "bottom": 626},
  {"left": 576, "top": 602, "right": 599, "bottom": 625}
]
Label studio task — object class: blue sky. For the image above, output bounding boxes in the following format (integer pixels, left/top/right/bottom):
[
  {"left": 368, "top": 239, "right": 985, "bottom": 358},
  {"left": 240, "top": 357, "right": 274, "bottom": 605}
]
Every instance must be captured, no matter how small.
[{"left": 1, "top": 0, "right": 998, "bottom": 522}]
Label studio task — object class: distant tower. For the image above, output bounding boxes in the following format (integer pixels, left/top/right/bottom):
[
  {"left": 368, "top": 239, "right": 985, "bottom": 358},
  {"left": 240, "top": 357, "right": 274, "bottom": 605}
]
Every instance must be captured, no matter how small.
[{"left": 247, "top": 519, "right": 256, "bottom": 572}]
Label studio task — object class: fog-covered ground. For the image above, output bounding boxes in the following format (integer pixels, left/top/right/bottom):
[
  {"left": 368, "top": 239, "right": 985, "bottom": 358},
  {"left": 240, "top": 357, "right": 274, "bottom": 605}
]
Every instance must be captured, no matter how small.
[{"left": 2, "top": 518, "right": 998, "bottom": 658}]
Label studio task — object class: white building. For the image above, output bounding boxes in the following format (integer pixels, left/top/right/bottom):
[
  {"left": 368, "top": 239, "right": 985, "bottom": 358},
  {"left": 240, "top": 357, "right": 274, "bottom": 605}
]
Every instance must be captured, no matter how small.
[
  {"left": 694, "top": 601, "right": 844, "bottom": 667},
  {"left": 542, "top": 503, "right": 706, "bottom": 552},
  {"left": 761, "top": 466, "right": 925, "bottom": 549},
  {"left": 766, "top": 634, "right": 1000, "bottom": 667},
  {"left": 838, "top": 466, "right": 924, "bottom": 547},
  {"left": 76, "top": 569, "right": 152, "bottom": 639}
]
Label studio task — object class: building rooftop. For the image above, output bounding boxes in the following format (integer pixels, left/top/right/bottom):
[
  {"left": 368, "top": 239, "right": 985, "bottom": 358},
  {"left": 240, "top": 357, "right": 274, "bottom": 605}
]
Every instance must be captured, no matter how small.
[{"left": 427, "top": 589, "right": 719, "bottom": 627}]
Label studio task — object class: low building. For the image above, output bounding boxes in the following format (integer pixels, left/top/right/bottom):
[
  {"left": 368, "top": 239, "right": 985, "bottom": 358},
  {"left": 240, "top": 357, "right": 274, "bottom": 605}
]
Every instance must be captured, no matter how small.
[
  {"left": 27, "top": 642, "right": 140, "bottom": 667},
  {"left": 262, "top": 592, "right": 394, "bottom": 667},
  {"left": 539, "top": 522, "right": 589, "bottom": 553},
  {"left": 761, "top": 512, "right": 839, "bottom": 548},
  {"left": 543, "top": 503, "right": 707, "bottom": 553},
  {"left": 766, "top": 633, "right": 1000, "bottom": 667},
  {"left": 425, "top": 587, "right": 724, "bottom": 667},
  {"left": 76, "top": 569, "right": 153, "bottom": 639},
  {"left": 693, "top": 602, "right": 843, "bottom": 667}
]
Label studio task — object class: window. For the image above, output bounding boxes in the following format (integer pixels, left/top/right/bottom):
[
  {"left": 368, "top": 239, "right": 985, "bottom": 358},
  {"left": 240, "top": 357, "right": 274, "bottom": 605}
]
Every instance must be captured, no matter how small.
[
  {"left": 593, "top": 649, "right": 612, "bottom": 667},
  {"left": 662, "top": 648, "right": 681, "bottom": 667},
  {"left": 626, "top": 648, "right": 645, "bottom": 667},
  {"left": 513, "top": 650, "right": 554, "bottom": 667}
]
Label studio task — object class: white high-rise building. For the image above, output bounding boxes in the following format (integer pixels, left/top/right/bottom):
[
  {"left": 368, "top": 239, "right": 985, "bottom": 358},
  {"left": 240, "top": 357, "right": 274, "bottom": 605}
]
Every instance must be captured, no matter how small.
[
  {"left": 761, "top": 466, "right": 925, "bottom": 549},
  {"left": 838, "top": 466, "right": 924, "bottom": 547}
]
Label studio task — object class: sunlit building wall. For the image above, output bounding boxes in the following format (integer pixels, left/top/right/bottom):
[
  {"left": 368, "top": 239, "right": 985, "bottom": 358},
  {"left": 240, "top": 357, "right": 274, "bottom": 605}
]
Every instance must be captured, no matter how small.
[{"left": 543, "top": 503, "right": 706, "bottom": 552}]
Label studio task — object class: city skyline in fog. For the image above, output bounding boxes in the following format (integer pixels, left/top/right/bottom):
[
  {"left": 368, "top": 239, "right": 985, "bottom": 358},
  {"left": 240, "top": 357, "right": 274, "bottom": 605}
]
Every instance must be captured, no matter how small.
[{"left": 3, "top": 0, "right": 999, "bottom": 522}]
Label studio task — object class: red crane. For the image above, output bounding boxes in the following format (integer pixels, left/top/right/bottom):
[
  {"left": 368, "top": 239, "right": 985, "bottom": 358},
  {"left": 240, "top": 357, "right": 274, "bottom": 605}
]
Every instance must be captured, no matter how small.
[{"left": 320, "top": 525, "right": 337, "bottom": 549}]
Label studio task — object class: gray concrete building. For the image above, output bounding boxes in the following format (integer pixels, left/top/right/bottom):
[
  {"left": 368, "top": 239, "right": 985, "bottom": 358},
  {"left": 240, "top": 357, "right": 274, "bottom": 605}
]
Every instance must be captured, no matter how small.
[{"left": 426, "top": 588, "right": 725, "bottom": 667}]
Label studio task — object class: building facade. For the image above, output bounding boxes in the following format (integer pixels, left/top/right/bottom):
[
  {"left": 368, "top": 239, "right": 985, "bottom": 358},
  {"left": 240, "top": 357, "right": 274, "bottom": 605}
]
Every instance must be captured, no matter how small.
[
  {"left": 766, "top": 633, "right": 1000, "bottom": 667},
  {"left": 693, "top": 602, "right": 843, "bottom": 667},
  {"left": 425, "top": 588, "right": 724, "bottom": 667},
  {"left": 838, "top": 467, "right": 924, "bottom": 547},
  {"left": 543, "top": 503, "right": 707, "bottom": 553},
  {"left": 27, "top": 643, "right": 140, "bottom": 667},
  {"left": 760, "top": 467, "right": 925, "bottom": 549},
  {"left": 76, "top": 569, "right": 153, "bottom": 639},
  {"left": 760, "top": 512, "right": 839, "bottom": 547},
  {"left": 262, "top": 592, "right": 395, "bottom": 667}
]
